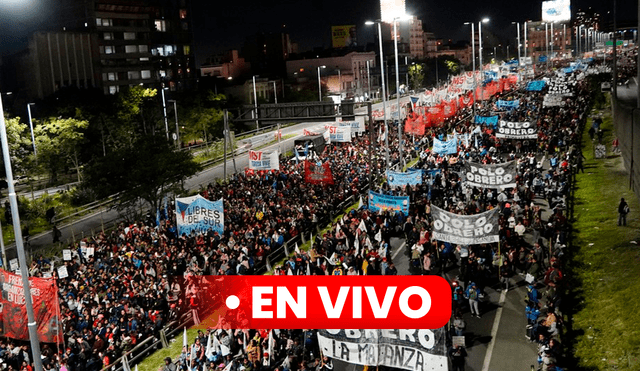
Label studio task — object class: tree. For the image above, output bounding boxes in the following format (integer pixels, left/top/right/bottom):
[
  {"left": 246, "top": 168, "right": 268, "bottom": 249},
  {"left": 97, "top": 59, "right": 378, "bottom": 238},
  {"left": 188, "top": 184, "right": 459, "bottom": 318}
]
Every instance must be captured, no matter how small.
[
  {"left": 83, "top": 135, "right": 202, "bottom": 212},
  {"left": 408, "top": 63, "right": 425, "bottom": 91},
  {"left": 181, "top": 91, "right": 227, "bottom": 144},
  {"left": 34, "top": 116, "right": 88, "bottom": 182}
]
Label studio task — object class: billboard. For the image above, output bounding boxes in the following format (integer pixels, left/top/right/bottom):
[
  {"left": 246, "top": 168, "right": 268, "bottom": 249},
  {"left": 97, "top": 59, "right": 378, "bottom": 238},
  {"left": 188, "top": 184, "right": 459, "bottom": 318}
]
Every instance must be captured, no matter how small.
[
  {"left": 542, "top": 0, "right": 571, "bottom": 22},
  {"left": 380, "top": 0, "right": 406, "bottom": 23},
  {"left": 332, "top": 25, "right": 357, "bottom": 48}
]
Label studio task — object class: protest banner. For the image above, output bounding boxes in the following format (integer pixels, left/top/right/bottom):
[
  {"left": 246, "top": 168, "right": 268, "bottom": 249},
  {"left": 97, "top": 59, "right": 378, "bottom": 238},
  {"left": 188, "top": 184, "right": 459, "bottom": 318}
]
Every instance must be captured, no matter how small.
[
  {"left": 318, "top": 329, "right": 448, "bottom": 371},
  {"left": 387, "top": 170, "right": 422, "bottom": 188},
  {"left": 462, "top": 161, "right": 517, "bottom": 189},
  {"left": 496, "top": 99, "right": 520, "bottom": 110},
  {"left": 526, "top": 80, "right": 546, "bottom": 91},
  {"left": 0, "top": 271, "right": 61, "bottom": 343},
  {"left": 304, "top": 161, "right": 334, "bottom": 184},
  {"left": 175, "top": 195, "right": 224, "bottom": 236},
  {"left": 496, "top": 120, "right": 538, "bottom": 139},
  {"left": 326, "top": 125, "right": 352, "bottom": 142},
  {"left": 339, "top": 119, "right": 365, "bottom": 134},
  {"left": 474, "top": 115, "right": 499, "bottom": 127},
  {"left": 249, "top": 150, "right": 280, "bottom": 171},
  {"left": 431, "top": 206, "right": 499, "bottom": 245},
  {"left": 369, "top": 191, "right": 410, "bottom": 216},
  {"left": 432, "top": 138, "right": 457, "bottom": 155}
]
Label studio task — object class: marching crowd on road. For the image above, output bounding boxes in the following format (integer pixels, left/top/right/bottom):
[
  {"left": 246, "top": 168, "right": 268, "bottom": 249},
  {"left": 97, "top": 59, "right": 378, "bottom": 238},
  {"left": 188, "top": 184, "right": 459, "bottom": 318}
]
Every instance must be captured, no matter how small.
[{"left": 8, "top": 59, "right": 602, "bottom": 371}]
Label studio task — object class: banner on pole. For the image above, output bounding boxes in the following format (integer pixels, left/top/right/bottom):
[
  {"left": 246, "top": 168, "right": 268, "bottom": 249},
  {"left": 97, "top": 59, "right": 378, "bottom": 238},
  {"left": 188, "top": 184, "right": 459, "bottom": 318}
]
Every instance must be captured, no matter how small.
[
  {"left": 496, "top": 99, "right": 520, "bottom": 110},
  {"left": 431, "top": 206, "right": 499, "bottom": 245},
  {"left": 432, "top": 138, "right": 457, "bottom": 155},
  {"left": 339, "top": 120, "right": 365, "bottom": 134},
  {"left": 462, "top": 161, "right": 517, "bottom": 189},
  {"left": 387, "top": 170, "right": 422, "bottom": 188},
  {"left": 326, "top": 125, "right": 352, "bottom": 142},
  {"left": 175, "top": 195, "right": 224, "bottom": 236},
  {"left": 368, "top": 191, "right": 410, "bottom": 216},
  {"left": 526, "top": 80, "right": 546, "bottom": 91},
  {"left": 496, "top": 120, "right": 538, "bottom": 139},
  {"left": 0, "top": 271, "right": 61, "bottom": 343},
  {"left": 304, "top": 161, "right": 334, "bottom": 184},
  {"left": 317, "top": 329, "right": 448, "bottom": 371},
  {"left": 249, "top": 150, "right": 280, "bottom": 171},
  {"left": 474, "top": 115, "right": 499, "bottom": 127}
]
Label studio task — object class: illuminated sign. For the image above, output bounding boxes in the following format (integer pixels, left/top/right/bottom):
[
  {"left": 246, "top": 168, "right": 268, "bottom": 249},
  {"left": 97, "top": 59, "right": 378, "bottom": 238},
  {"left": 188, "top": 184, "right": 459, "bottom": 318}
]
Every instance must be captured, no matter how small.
[
  {"left": 542, "top": 0, "right": 571, "bottom": 22},
  {"left": 332, "top": 25, "right": 357, "bottom": 48},
  {"left": 380, "top": 0, "right": 406, "bottom": 23}
]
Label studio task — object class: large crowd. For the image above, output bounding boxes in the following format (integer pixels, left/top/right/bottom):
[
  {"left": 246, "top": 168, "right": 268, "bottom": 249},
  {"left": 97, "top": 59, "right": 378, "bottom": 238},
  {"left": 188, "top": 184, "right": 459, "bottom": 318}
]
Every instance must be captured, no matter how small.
[{"left": 9, "top": 60, "right": 600, "bottom": 371}]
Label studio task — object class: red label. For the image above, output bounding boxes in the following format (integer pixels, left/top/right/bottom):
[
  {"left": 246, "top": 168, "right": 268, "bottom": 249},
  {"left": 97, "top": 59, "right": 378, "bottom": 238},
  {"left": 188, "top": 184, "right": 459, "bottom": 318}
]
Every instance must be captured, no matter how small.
[
  {"left": 193, "top": 276, "right": 451, "bottom": 329},
  {"left": 249, "top": 151, "right": 262, "bottom": 160}
]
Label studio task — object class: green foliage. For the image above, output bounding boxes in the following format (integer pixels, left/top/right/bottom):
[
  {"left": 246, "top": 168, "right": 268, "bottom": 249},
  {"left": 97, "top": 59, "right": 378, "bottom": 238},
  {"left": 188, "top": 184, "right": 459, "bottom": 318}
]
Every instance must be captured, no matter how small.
[
  {"left": 83, "top": 135, "right": 202, "bottom": 211},
  {"left": 571, "top": 100, "right": 640, "bottom": 370},
  {"left": 408, "top": 63, "right": 425, "bottom": 91},
  {"left": 444, "top": 60, "right": 459, "bottom": 74},
  {"left": 34, "top": 117, "right": 89, "bottom": 182}
]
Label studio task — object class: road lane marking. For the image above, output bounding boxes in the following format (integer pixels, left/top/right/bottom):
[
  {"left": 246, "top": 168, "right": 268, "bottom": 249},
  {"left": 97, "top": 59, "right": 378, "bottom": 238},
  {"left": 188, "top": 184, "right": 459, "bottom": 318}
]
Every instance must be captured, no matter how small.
[{"left": 481, "top": 288, "right": 508, "bottom": 371}]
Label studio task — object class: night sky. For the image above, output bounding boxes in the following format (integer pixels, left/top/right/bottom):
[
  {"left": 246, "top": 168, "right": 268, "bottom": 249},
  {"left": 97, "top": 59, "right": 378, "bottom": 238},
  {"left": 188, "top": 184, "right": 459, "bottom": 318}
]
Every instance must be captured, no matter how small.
[{"left": 0, "top": 0, "right": 637, "bottom": 68}]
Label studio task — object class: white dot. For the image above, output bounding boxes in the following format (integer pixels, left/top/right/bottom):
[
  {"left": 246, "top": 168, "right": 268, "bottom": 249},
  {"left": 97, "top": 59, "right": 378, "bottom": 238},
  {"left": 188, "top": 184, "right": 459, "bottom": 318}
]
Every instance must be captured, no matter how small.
[{"left": 226, "top": 295, "right": 240, "bottom": 309}]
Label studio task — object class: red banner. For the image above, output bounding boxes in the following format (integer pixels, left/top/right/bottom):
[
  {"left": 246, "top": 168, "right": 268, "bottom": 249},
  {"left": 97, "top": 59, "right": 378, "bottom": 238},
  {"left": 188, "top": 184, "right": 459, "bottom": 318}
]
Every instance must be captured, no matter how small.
[
  {"left": 304, "top": 161, "right": 334, "bottom": 184},
  {"left": 427, "top": 106, "right": 443, "bottom": 126},
  {"left": 459, "top": 92, "right": 473, "bottom": 108},
  {"left": 0, "top": 271, "right": 61, "bottom": 343},
  {"left": 404, "top": 113, "right": 425, "bottom": 135}
]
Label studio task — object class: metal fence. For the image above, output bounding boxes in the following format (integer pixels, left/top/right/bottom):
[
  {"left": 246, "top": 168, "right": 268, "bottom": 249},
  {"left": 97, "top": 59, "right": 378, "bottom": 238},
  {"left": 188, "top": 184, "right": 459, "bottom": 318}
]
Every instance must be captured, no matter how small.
[{"left": 612, "top": 97, "right": 640, "bottom": 200}]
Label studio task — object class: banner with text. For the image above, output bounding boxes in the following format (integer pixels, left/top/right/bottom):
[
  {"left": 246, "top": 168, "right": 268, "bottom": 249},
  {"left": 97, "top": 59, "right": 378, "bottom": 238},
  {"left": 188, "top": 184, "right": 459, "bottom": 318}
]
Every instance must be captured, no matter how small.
[
  {"left": 0, "top": 271, "right": 61, "bottom": 343},
  {"left": 176, "top": 195, "right": 224, "bottom": 236},
  {"left": 387, "top": 170, "right": 423, "bottom": 187},
  {"left": 326, "top": 125, "right": 352, "bottom": 142},
  {"left": 431, "top": 206, "right": 499, "bottom": 245},
  {"left": 432, "top": 138, "right": 458, "bottom": 155},
  {"left": 318, "top": 329, "right": 447, "bottom": 371},
  {"left": 249, "top": 150, "right": 280, "bottom": 171},
  {"left": 304, "top": 161, "right": 334, "bottom": 184},
  {"left": 474, "top": 115, "right": 499, "bottom": 127},
  {"left": 496, "top": 120, "right": 538, "bottom": 139},
  {"left": 369, "top": 191, "right": 410, "bottom": 216},
  {"left": 463, "top": 161, "right": 517, "bottom": 189},
  {"left": 496, "top": 99, "right": 520, "bottom": 110},
  {"left": 339, "top": 120, "right": 364, "bottom": 134}
]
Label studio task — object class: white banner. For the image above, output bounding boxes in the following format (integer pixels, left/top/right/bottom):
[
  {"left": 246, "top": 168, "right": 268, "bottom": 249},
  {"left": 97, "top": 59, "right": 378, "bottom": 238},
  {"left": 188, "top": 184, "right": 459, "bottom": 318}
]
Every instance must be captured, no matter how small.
[
  {"left": 463, "top": 161, "right": 517, "bottom": 189},
  {"left": 326, "top": 125, "right": 352, "bottom": 142},
  {"left": 249, "top": 150, "right": 280, "bottom": 171},
  {"left": 431, "top": 206, "right": 499, "bottom": 245}
]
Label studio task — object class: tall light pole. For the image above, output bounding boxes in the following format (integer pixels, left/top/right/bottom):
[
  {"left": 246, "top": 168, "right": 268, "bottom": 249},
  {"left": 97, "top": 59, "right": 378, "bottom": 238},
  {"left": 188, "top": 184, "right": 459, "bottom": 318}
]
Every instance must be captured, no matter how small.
[
  {"left": 393, "top": 17, "right": 403, "bottom": 168},
  {"left": 27, "top": 103, "right": 37, "bottom": 157},
  {"left": 317, "top": 65, "right": 326, "bottom": 101},
  {"left": 168, "top": 100, "right": 179, "bottom": 148},
  {"left": 524, "top": 21, "right": 528, "bottom": 60},
  {"left": 365, "top": 20, "right": 389, "bottom": 171},
  {"left": 0, "top": 93, "right": 45, "bottom": 371},
  {"left": 478, "top": 18, "right": 489, "bottom": 71},
  {"left": 544, "top": 23, "right": 549, "bottom": 63},
  {"left": 366, "top": 60, "right": 371, "bottom": 100},
  {"left": 507, "top": 45, "right": 510, "bottom": 60},
  {"left": 464, "top": 21, "right": 477, "bottom": 120},
  {"left": 513, "top": 22, "right": 521, "bottom": 63},
  {"left": 337, "top": 68, "right": 342, "bottom": 98},
  {"left": 272, "top": 81, "right": 278, "bottom": 104},
  {"left": 252, "top": 75, "right": 259, "bottom": 129},
  {"left": 160, "top": 87, "right": 169, "bottom": 140}
]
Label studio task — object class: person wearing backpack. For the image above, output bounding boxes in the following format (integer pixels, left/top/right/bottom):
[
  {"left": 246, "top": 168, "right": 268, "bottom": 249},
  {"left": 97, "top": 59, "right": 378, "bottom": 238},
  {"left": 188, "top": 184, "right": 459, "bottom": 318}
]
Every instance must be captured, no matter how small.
[
  {"left": 465, "top": 282, "right": 481, "bottom": 318},
  {"left": 618, "top": 198, "right": 629, "bottom": 226}
]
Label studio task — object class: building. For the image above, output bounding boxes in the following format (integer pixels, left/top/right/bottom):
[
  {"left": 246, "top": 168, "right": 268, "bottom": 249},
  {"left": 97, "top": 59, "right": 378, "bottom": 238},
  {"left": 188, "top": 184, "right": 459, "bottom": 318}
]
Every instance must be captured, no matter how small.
[
  {"left": 524, "top": 21, "right": 573, "bottom": 61},
  {"left": 285, "top": 51, "right": 377, "bottom": 100},
  {"left": 8, "top": 0, "right": 196, "bottom": 99},
  {"left": 242, "top": 31, "right": 298, "bottom": 76},
  {"left": 200, "top": 50, "right": 251, "bottom": 80},
  {"left": 403, "top": 17, "right": 425, "bottom": 59}
]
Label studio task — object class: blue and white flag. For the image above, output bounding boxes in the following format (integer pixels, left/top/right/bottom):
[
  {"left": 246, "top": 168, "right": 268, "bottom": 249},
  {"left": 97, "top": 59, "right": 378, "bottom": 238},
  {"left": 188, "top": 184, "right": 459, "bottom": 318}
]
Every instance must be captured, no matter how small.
[
  {"left": 475, "top": 115, "right": 499, "bottom": 127},
  {"left": 433, "top": 138, "right": 458, "bottom": 155},
  {"left": 368, "top": 191, "right": 410, "bottom": 216},
  {"left": 526, "top": 80, "right": 546, "bottom": 91},
  {"left": 496, "top": 99, "right": 520, "bottom": 110},
  {"left": 175, "top": 195, "right": 224, "bottom": 236},
  {"left": 386, "top": 169, "right": 422, "bottom": 187}
]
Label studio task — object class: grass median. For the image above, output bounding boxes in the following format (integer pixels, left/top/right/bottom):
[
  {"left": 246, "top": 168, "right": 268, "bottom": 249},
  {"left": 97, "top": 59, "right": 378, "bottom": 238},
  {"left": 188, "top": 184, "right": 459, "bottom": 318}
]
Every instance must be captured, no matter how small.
[{"left": 570, "top": 101, "right": 640, "bottom": 370}]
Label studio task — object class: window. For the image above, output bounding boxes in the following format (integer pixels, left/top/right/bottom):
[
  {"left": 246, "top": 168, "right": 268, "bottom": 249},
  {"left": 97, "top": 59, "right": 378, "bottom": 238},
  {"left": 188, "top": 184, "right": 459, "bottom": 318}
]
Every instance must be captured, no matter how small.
[
  {"left": 181, "top": 22, "right": 189, "bottom": 31},
  {"left": 104, "top": 32, "right": 114, "bottom": 40},
  {"left": 140, "top": 57, "right": 150, "bottom": 61},
  {"left": 125, "top": 45, "right": 137, "bottom": 53},
  {"left": 124, "top": 32, "right": 136, "bottom": 40},
  {"left": 108, "top": 72, "right": 117, "bottom": 81},
  {"left": 138, "top": 45, "right": 148, "bottom": 53},
  {"left": 109, "top": 86, "right": 118, "bottom": 94},
  {"left": 141, "top": 70, "right": 151, "bottom": 79},
  {"left": 127, "top": 71, "right": 141, "bottom": 80},
  {"left": 164, "top": 45, "right": 174, "bottom": 55},
  {"left": 180, "top": 9, "right": 187, "bottom": 19},
  {"left": 159, "top": 70, "right": 166, "bottom": 77},
  {"left": 154, "top": 20, "right": 166, "bottom": 32},
  {"left": 183, "top": 45, "right": 191, "bottom": 55},
  {"left": 96, "top": 18, "right": 102, "bottom": 26},
  {"left": 101, "top": 18, "right": 112, "bottom": 27},
  {"left": 104, "top": 46, "right": 115, "bottom": 54}
]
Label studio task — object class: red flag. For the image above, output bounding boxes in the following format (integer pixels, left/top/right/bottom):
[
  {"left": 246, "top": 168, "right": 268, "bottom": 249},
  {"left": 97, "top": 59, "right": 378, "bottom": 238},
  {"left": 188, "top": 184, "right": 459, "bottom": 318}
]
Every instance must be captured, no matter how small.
[
  {"left": 0, "top": 271, "right": 61, "bottom": 343},
  {"left": 304, "top": 161, "right": 334, "bottom": 184},
  {"left": 427, "top": 106, "right": 444, "bottom": 126},
  {"left": 404, "top": 113, "right": 425, "bottom": 135}
]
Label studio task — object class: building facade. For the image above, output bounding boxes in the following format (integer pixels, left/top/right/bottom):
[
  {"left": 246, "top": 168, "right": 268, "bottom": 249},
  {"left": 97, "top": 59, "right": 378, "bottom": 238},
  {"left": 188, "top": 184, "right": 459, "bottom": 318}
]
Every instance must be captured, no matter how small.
[{"left": 524, "top": 21, "right": 573, "bottom": 61}]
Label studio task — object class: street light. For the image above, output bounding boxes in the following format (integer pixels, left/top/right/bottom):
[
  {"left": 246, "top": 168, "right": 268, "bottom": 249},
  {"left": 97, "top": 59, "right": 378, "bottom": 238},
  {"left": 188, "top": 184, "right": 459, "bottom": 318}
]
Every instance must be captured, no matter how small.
[
  {"left": 252, "top": 75, "right": 259, "bottom": 129},
  {"left": 512, "top": 21, "right": 521, "bottom": 63},
  {"left": 478, "top": 18, "right": 489, "bottom": 70},
  {"left": 272, "top": 81, "right": 278, "bottom": 104},
  {"left": 464, "top": 21, "right": 477, "bottom": 119},
  {"left": 317, "top": 65, "right": 326, "bottom": 101},
  {"left": 365, "top": 19, "right": 390, "bottom": 171},
  {"left": 167, "top": 100, "right": 179, "bottom": 148},
  {"left": 160, "top": 87, "right": 169, "bottom": 140},
  {"left": 26, "top": 103, "right": 37, "bottom": 157}
]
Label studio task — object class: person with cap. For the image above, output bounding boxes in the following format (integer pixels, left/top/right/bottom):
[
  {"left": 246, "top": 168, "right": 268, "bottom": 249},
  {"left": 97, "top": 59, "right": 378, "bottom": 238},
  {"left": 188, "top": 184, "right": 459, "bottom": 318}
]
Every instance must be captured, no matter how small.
[
  {"left": 162, "top": 357, "right": 177, "bottom": 371},
  {"left": 465, "top": 282, "right": 481, "bottom": 318}
]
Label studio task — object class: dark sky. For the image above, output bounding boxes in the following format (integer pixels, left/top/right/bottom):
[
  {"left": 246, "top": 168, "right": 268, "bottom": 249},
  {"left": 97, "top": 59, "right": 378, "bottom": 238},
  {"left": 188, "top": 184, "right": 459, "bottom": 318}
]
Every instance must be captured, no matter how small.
[{"left": 0, "top": 0, "right": 637, "bottom": 67}]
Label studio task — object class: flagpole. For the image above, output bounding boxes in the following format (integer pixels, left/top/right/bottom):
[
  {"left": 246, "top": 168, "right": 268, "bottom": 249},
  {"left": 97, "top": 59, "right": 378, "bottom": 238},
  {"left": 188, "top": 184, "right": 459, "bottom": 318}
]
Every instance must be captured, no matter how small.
[{"left": 368, "top": 101, "right": 374, "bottom": 190}]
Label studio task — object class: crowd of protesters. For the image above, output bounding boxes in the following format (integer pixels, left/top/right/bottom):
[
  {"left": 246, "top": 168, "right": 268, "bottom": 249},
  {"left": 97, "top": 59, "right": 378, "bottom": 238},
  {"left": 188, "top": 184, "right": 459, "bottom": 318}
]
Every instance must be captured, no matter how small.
[{"left": 8, "top": 59, "right": 602, "bottom": 371}]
